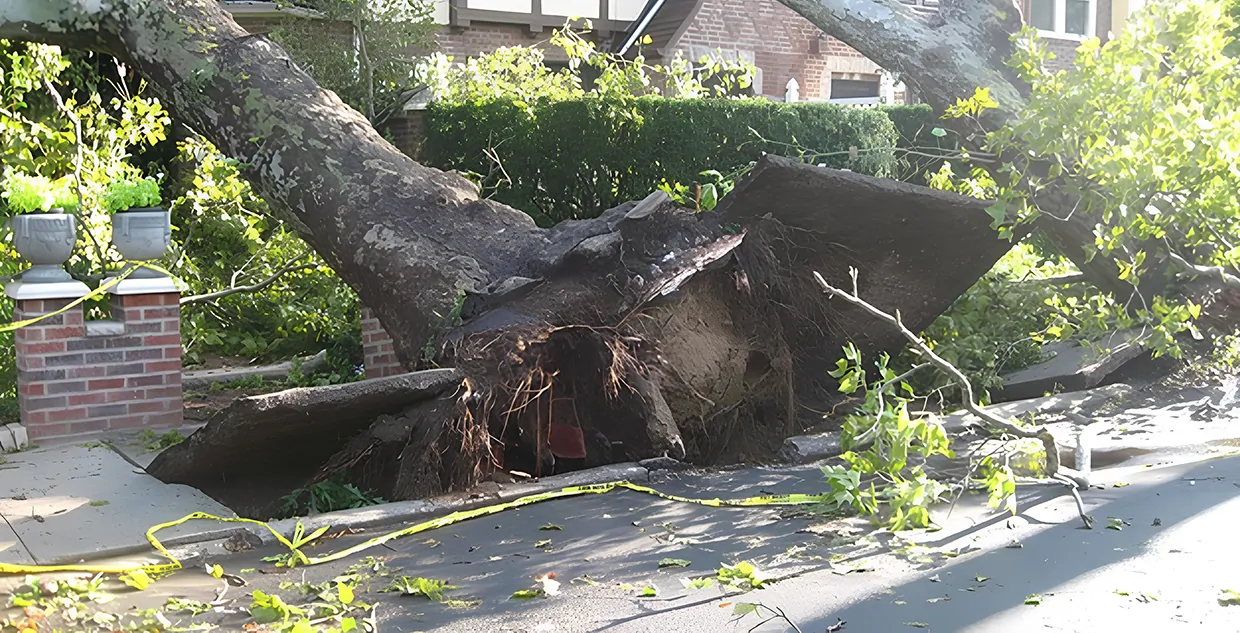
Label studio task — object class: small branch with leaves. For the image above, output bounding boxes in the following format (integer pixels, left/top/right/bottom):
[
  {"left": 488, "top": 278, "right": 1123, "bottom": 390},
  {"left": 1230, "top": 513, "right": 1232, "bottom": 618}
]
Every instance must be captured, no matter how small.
[
  {"left": 813, "top": 266, "right": 1094, "bottom": 528},
  {"left": 180, "top": 252, "right": 317, "bottom": 305}
]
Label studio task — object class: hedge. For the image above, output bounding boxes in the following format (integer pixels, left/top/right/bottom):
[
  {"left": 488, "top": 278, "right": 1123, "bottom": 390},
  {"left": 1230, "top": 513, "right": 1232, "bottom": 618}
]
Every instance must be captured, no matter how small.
[{"left": 423, "top": 98, "right": 940, "bottom": 226}]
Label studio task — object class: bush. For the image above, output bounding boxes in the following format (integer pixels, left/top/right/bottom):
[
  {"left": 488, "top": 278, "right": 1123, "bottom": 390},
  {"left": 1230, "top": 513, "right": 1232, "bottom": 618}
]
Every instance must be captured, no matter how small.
[{"left": 424, "top": 98, "right": 924, "bottom": 225}]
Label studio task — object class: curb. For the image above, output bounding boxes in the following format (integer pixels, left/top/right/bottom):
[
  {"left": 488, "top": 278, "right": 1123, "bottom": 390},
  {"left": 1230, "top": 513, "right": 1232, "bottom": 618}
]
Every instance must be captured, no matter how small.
[{"left": 252, "top": 462, "right": 651, "bottom": 546}]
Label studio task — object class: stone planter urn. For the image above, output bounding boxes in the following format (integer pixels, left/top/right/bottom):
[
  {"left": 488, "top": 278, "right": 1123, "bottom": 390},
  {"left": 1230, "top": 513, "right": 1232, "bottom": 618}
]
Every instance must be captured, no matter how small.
[
  {"left": 9, "top": 211, "right": 76, "bottom": 283},
  {"left": 111, "top": 207, "right": 171, "bottom": 278}
]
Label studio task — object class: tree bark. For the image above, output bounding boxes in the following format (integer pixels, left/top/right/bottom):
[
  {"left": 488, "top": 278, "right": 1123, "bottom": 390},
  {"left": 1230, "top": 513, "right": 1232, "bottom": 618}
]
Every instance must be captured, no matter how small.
[
  {"left": 2, "top": 0, "right": 1013, "bottom": 506},
  {"left": 775, "top": 0, "right": 1138, "bottom": 300}
]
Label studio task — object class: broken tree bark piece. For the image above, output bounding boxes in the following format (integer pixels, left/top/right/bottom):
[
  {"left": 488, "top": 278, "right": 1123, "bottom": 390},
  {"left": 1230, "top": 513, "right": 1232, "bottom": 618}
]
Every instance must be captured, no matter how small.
[
  {"left": 998, "top": 329, "right": 1148, "bottom": 402},
  {"left": 148, "top": 369, "right": 463, "bottom": 517}
]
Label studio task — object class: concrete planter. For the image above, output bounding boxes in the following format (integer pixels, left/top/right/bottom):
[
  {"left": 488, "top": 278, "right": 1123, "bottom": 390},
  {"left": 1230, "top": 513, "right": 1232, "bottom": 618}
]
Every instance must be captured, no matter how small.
[
  {"left": 111, "top": 207, "right": 170, "bottom": 277},
  {"left": 10, "top": 212, "right": 76, "bottom": 283}
]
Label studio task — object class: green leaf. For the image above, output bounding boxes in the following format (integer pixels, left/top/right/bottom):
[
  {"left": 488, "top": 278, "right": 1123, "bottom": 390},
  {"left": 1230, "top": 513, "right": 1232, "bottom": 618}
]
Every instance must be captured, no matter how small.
[
  {"left": 641, "top": 34, "right": 653, "bottom": 45},
  {"left": 1219, "top": 589, "right": 1240, "bottom": 606},
  {"left": 732, "top": 602, "right": 757, "bottom": 616},
  {"left": 699, "top": 183, "right": 718, "bottom": 211},
  {"left": 534, "top": 539, "right": 553, "bottom": 549},
  {"left": 681, "top": 577, "right": 715, "bottom": 590},
  {"left": 338, "top": 583, "right": 354, "bottom": 605},
  {"left": 930, "top": 127, "right": 947, "bottom": 137},
  {"left": 658, "top": 558, "right": 691, "bottom": 568},
  {"left": 640, "top": 586, "right": 657, "bottom": 597},
  {"left": 209, "top": 564, "right": 224, "bottom": 579},
  {"left": 511, "top": 589, "right": 543, "bottom": 600},
  {"left": 1024, "top": 594, "right": 1043, "bottom": 606},
  {"left": 540, "top": 523, "right": 564, "bottom": 531}
]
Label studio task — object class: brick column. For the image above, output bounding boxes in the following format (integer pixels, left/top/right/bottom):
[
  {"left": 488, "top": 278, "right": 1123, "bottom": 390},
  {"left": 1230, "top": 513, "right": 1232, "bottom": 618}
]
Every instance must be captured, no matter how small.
[
  {"left": 361, "top": 306, "right": 405, "bottom": 379},
  {"left": 10, "top": 280, "right": 182, "bottom": 441}
]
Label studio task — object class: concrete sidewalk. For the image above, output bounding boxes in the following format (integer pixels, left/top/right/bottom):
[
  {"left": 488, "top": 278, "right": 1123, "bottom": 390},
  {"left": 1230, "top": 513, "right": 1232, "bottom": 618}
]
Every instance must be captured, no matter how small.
[{"left": 0, "top": 438, "right": 236, "bottom": 566}]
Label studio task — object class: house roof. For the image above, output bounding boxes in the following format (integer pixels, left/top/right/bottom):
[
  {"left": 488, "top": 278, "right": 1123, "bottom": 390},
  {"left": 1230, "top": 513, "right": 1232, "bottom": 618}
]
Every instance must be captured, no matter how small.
[{"left": 615, "top": 0, "right": 940, "bottom": 57}]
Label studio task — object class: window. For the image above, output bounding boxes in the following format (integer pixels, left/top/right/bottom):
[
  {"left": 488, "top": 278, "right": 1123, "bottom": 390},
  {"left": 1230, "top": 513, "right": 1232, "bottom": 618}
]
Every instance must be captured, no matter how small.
[
  {"left": 1030, "top": 0, "right": 1094, "bottom": 38},
  {"left": 830, "top": 78, "right": 880, "bottom": 100}
]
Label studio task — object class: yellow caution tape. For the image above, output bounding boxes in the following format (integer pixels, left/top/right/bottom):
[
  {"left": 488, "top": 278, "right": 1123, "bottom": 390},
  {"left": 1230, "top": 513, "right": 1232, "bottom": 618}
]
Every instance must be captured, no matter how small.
[
  {"left": 0, "top": 263, "right": 178, "bottom": 333},
  {"left": 0, "top": 480, "right": 830, "bottom": 577}
]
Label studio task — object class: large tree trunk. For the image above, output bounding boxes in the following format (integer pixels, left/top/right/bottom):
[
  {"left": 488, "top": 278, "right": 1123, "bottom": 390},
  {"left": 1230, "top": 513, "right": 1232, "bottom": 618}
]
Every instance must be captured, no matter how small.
[
  {"left": 4, "top": 0, "right": 1010, "bottom": 507},
  {"left": 776, "top": 0, "right": 1138, "bottom": 301}
]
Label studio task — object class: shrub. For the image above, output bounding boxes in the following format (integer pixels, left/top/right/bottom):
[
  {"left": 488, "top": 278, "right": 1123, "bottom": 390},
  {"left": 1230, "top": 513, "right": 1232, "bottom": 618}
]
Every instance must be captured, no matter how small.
[{"left": 424, "top": 98, "right": 921, "bottom": 225}]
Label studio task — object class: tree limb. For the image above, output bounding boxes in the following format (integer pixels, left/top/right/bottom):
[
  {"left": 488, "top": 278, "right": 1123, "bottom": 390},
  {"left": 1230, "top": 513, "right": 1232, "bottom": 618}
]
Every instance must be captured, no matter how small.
[
  {"left": 1166, "top": 249, "right": 1240, "bottom": 290},
  {"left": 180, "top": 254, "right": 316, "bottom": 305},
  {"left": 812, "top": 267, "right": 1094, "bottom": 500}
]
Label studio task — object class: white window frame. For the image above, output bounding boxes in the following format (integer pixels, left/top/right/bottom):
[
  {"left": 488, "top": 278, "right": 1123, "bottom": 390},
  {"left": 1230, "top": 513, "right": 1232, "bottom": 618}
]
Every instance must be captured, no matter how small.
[{"left": 1033, "top": 0, "right": 1096, "bottom": 41}]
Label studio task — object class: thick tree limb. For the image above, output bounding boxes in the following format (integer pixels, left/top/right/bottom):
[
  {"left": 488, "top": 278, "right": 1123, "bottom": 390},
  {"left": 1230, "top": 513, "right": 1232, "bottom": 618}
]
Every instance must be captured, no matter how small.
[
  {"left": 812, "top": 267, "right": 1093, "bottom": 527},
  {"left": 1167, "top": 250, "right": 1240, "bottom": 290}
]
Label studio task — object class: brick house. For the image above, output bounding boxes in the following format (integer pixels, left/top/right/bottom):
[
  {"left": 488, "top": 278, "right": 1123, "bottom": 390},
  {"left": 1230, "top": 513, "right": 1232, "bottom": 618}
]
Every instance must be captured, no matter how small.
[{"left": 222, "top": 0, "right": 1153, "bottom": 100}]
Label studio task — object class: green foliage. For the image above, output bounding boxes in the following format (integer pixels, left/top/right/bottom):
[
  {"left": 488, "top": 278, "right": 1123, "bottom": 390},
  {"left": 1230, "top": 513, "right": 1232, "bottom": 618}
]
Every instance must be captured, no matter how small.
[
  {"left": 137, "top": 429, "right": 184, "bottom": 452},
  {"left": 425, "top": 98, "right": 909, "bottom": 224},
  {"left": 271, "top": 0, "right": 436, "bottom": 124},
  {"left": 169, "top": 137, "right": 362, "bottom": 376},
  {"left": 939, "top": 0, "right": 1240, "bottom": 357},
  {"left": 821, "top": 344, "right": 954, "bottom": 530},
  {"left": 716, "top": 561, "right": 769, "bottom": 591},
  {"left": 382, "top": 576, "right": 456, "bottom": 601},
  {"left": 280, "top": 474, "right": 385, "bottom": 517},
  {"left": 100, "top": 176, "right": 161, "bottom": 212},
  {"left": 1, "top": 172, "right": 76, "bottom": 214}
]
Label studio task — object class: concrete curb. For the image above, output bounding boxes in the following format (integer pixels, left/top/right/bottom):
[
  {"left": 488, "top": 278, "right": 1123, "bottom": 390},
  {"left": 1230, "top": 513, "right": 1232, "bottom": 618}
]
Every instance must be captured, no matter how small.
[{"left": 253, "top": 462, "right": 651, "bottom": 546}]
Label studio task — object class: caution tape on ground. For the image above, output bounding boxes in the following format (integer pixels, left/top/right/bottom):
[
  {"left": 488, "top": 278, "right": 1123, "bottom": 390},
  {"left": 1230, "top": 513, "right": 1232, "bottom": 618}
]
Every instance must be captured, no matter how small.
[
  {"left": 0, "top": 263, "right": 177, "bottom": 333},
  {"left": 0, "top": 480, "right": 831, "bottom": 577}
]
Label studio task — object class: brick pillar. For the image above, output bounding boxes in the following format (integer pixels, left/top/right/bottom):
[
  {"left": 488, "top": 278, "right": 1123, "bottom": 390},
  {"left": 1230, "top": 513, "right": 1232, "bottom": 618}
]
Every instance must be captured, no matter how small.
[
  {"left": 361, "top": 306, "right": 405, "bottom": 379},
  {"left": 11, "top": 282, "right": 182, "bottom": 441}
]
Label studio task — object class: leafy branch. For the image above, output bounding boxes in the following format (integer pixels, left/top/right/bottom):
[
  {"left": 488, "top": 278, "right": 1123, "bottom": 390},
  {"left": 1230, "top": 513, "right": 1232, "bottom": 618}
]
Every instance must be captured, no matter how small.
[{"left": 813, "top": 266, "right": 1094, "bottom": 528}]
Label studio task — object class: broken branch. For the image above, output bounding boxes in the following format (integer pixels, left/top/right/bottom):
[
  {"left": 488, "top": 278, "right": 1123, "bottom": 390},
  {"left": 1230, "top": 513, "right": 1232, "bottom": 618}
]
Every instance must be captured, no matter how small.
[
  {"left": 812, "top": 267, "right": 1093, "bottom": 500},
  {"left": 180, "top": 254, "right": 317, "bottom": 305}
]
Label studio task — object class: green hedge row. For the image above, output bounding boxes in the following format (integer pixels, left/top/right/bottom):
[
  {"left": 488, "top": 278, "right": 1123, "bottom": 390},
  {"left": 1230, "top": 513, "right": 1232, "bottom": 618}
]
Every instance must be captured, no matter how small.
[{"left": 422, "top": 98, "right": 940, "bottom": 225}]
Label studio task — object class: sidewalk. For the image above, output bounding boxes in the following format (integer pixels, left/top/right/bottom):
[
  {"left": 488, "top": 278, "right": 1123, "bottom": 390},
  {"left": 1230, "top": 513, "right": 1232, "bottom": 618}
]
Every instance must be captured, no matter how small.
[{"left": 0, "top": 431, "right": 236, "bottom": 567}]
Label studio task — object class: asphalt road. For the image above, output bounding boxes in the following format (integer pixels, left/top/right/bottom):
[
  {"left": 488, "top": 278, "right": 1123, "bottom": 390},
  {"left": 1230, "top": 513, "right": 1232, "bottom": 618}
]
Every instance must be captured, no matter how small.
[{"left": 60, "top": 445, "right": 1240, "bottom": 633}]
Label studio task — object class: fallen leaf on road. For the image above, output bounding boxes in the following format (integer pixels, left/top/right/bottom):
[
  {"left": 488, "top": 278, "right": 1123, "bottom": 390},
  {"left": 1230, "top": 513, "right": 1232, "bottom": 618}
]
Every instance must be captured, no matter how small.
[
  {"left": 975, "top": 576, "right": 989, "bottom": 582},
  {"left": 540, "top": 524, "right": 563, "bottom": 531},
  {"left": 928, "top": 574, "right": 941, "bottom": 582},
  {"left": 682, "top": 577, "right": 715, "bottom": 590},
  {"left": 511, "top": 589, "right": 544, "bottom": 600},
  {"left": 534, "top": 539, "right": 552, "bottom": 549},
  {"left": 927, "top": 595, "right": 950, "bottom": 603},
  {"left": 1024, "top": 594, "right": 1042, "bottom": 606},
  {"left": 894, "top": 600, "right": 906, "bottom": 605},
  {"left": 1218, "top": 590, "right": 1240, "bottom": 606},
  {"left": 732, "top": 603, "right": 756, "bottom": 616},
  {"left": 1106, "top": 517, "right": 1129, "bottom": 531},
  {"left": 640, "top": 586, "right": 657, "bottom": 597},
  {"left": 572, "top": 576, "right": 600, "bottom": 586},
  {"left": 658, "top": 558, "right": 691, "bottom": 568},
  {"left": 1152, "top": 518, "right": 1162, "bottom": 526},
  {"left": 1114, "top": 590, "right": 1130, "bottom": 596},
  {"left": 208, "top": 564, "right": 224, "bottom": 579},
  {"left": 904, "top": 622, "right": 929, "bottom": 628},
  {"left": 1113, "top": 482, "right": 1130, "bottom": 488},
  {"left": 826, "top": 618, "right": 847, "bottom": 632},
  {"left": 423, "top": 539, "right": 440, "bottom": 547}
]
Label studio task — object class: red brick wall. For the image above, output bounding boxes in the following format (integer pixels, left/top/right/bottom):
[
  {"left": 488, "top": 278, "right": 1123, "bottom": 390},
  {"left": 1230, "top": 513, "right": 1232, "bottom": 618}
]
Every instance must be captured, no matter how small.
[
  {"left": 671, "top": 0, "right": 870, "bottom": 101},
  {"left": 15, "top": 294, "right": 183, "bottom": 440},
  {"left": 361, "top": 307, "right": 405, "bottom": 379}
]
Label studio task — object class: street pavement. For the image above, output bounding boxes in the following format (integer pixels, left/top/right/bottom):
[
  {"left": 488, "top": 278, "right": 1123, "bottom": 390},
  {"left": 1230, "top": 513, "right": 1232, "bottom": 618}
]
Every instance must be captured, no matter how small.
[
  {"left": 4, "top": 382, "right": 1240, "bottom": 632},
  {"left": 28, "top": 447, "right": 1236, "bottom": 633}
]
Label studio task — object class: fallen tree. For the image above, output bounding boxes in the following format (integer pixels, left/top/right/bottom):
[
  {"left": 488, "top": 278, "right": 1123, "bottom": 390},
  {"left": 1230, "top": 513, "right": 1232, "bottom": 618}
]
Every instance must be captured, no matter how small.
[{"left": 14, "top": 0, "right": 1229, "bottom": 512}]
